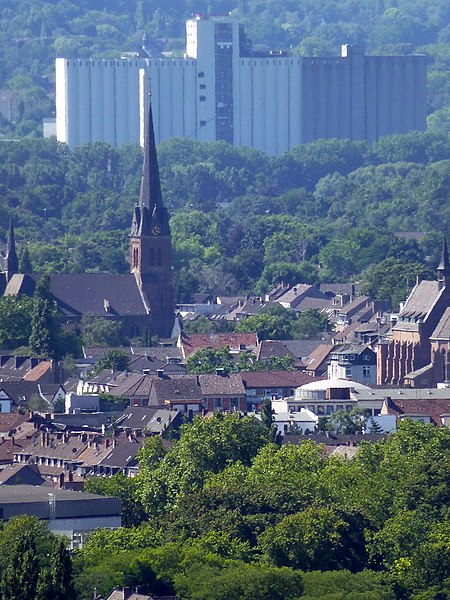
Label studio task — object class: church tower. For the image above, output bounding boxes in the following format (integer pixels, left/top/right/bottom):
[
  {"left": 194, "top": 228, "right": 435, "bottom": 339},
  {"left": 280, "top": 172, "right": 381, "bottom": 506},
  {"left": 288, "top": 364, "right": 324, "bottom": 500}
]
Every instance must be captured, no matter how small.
[
  {"left": 130, "top": 101, "right": 175, "bottom": 338},
  {"left": 437, "top": 236, "right": 450, "bottom": 292},
  {"left": 5, "top": 217, "right": 18, "bottom": 283}
]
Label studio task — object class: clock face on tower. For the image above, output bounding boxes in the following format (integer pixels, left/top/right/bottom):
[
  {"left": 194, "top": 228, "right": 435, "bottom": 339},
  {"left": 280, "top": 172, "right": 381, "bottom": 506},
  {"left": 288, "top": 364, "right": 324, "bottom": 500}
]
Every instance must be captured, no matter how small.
[{"left": 152, "top": 225, "right": 161, "bottom": 235}]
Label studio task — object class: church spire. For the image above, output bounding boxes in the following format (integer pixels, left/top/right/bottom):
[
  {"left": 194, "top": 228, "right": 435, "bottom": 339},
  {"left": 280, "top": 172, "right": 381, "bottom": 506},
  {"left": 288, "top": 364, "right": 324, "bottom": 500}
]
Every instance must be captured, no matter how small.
[
  {"left": 140, "top": 100, "right": 162, "bottom": 212},
  {"left": 136, "top": 98, "right": 170, "bottom": 237},
  {"left": 437, "top": 235, "right": 450, "bottom": 290},
  {"left": 6, "top": 216, "right": 18, "bottom": 281}
]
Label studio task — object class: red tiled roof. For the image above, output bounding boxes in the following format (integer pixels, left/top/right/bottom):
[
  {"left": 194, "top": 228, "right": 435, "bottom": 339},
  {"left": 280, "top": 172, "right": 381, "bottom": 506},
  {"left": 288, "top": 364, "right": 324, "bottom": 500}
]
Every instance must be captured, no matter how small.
[
  {"left": 386, "top": 398, "right": 450, "bottom": 426},
  {"left": 180, "top": 332, "right": 258, "bottom": 358},
  {"left": 23, "top": 361, "right": 52, "bottom": 381}
]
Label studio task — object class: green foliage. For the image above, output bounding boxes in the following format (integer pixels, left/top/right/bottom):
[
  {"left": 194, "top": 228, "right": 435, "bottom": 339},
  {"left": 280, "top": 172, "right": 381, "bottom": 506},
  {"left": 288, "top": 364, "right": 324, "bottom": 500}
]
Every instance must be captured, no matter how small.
[
  {"left": 85, "top": 473, "right": 145, "bottom": 527},
  {"left": 182, "top": 317, "right": 236, "bottom": 334},
  {"left": 81, "top": 314, "right": 127, "bottom": 347},
  {"left": 325, "top": 408, "right": 368, "bottom": 435},
  {"left": 259, "top": 505, "right": 368, "bottom": 572},
  {"left": 92, "top": 349, "right": 130, "bottom": 373},
  {"left": 174, "top": 562, "right": 304, "bottom": 600},
  {"left": 0, "top": 530, "right": 39, "bottom": 600},
  {"left": 0, "top": 517, "right": 71, "bottom": 600},
  {"left": 301, "top": 570, "right": 396, "bottom": 599},
  {"left": 29, "top": 274, "right": 63, "bottom": 359},
  {"left": 82, "top": 523, "right": 163, "bottom": 561},
  {"left": 186, "top": 346, "right": 235, "bottom": 375},
  {"left": 237, "top": 306, "right": 329, "bottom": 340},
  {"left": 0, "top": 295, "right": 33, "bottom": 349},
  {"left": 72, "top": 421, "right": 450, "bottom": 598},
  {"left": 136, "top": 413, "right": 268, "bottom": 516},
  {"left": 360, "top": 258, "right": 434, "bottom": 308}
]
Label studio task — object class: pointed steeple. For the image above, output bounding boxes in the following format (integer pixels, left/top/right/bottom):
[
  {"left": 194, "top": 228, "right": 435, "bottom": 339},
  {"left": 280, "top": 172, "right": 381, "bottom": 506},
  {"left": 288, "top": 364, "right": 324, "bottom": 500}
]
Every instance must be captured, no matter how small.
[
  {"left": 438, "top": 236, "right": 450, "bottom": 274},
  {"left": 6, "top": 216, "right": 18, "bottom": 280},
  {"left": 140, "top": 99, "right": 163, "bottom": 214},
  {"left": 437, "top": 235, "right": 450, "bottom": 290}
]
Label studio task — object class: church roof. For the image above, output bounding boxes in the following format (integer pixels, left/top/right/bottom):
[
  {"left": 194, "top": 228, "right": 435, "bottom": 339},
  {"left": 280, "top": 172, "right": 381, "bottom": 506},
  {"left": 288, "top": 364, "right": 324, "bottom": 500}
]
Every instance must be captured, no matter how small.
[
  {"left": 6, "top": 273, "right": 149, "bottom": 317},
  {"left": 431, "top": 307, "right": 450, "bottom": 340},
  {"left": 397, "top": 280, "right": 442, "bottom": 321}
]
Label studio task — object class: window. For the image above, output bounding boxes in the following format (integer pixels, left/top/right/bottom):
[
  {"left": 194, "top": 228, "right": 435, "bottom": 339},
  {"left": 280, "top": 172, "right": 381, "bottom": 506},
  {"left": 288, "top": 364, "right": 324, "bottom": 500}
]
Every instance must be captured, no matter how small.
[
  {"left": 199, "top": 120, "right": 207, "bottom": 126},
  {"left": 326, "top": 405, "right": 334, "bottom": 415},
  {"left": 363, "top": 366, "right": 371, "bottom": 377},
  {"left": 198, "top": 71, "right": 204, "bottom": 78},
  {"left": 230, "top": 397, "right": 239, "bottom": 409},
  {"left": 199, "top": 84, "right": 206, "bottom": 89},
  {"left": 214, "top": 398, "right": 222, "bottom": 409},
  {"left": 345, "top": 367, "right": 352, "bottom": 378},
  {"left": 199, "top": 95, "right": 206, "bottom": 102}
]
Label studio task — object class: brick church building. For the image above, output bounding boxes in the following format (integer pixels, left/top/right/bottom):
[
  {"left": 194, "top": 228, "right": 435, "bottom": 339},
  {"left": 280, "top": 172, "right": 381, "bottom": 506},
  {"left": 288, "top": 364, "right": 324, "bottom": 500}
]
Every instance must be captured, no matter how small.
[
  {"left": 377, "top": 239, "right": 450, "bottom": 387},
  {"left": 0, "top": 104, "right": 175, "bottom": 339}
]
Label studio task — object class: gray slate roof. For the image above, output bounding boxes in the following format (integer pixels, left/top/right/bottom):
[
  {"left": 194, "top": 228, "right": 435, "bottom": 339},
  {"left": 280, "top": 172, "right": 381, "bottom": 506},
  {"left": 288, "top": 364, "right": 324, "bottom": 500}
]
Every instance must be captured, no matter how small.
[
  {"left": 6, "top": 273, "right": 149, "bottom": 317},
  {"left": 398, "top": 280, "right": 441, "bottom": 320},
  {"left": 431, "top": 307, "right": 450, "bottom": 340}
]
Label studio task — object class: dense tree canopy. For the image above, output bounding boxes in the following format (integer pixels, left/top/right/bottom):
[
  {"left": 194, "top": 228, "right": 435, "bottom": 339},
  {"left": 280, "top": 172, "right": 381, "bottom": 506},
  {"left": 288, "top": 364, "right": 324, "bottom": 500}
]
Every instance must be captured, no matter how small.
[{"left": 74, "top": 420, "right": 450, "bottom": 599}]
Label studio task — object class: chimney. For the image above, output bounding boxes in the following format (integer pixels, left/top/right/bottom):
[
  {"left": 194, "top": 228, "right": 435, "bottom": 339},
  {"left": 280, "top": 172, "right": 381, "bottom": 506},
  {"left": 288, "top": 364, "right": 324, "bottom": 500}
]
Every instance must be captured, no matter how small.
[{"left": 0, "top": 355, "right": 10, "bottom": 367}]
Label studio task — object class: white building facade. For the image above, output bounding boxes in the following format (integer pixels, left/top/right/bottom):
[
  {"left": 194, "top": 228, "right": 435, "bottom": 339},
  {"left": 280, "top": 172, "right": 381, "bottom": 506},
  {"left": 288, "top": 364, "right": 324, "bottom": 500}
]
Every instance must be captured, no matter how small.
[{"left": 55, "top": 15, "right": 427, "bottom": 154}]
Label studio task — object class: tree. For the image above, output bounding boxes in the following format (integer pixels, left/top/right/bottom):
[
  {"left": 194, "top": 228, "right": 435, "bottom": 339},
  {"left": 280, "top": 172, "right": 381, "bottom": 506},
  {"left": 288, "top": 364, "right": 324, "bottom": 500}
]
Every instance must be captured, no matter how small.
[
  {"left": 186, "top": 346, "right": 235, "bottom": 375},
  {"left": 29, "top": 274, "right": 62, "bottom": 359},
  {"left": 0, "top": 296, "right": 33, "bottom": 349},
  {"left": 19, "top": 246, "right": 33, "bottom": 273},
  {"left": 174, "top": 562, "right": 304, "bottom": 600},
  {"left": 292, "top": 309, "right": 330, "bottom": 339},
  {"left": 81, "top": 314, "right": 126, "bottom": 347},
  {"left": 360, "top": 258, "right": 433, "bottom": 308},
  {"left": 93, "top": 349, "right": 130, "bottom": 374},
  {"left": 48, "top": 538, "right": 76, "bottom": 600},
  {"left": 0, "top": 530, "right": 40, "bottom": 600},
  {"left": 236, "top": 306, "right": 297, "bottom": 340},
  {"left": 136, "top": 413, "right": 268, "bottom": 515},
  {"left": 85, "top": 473, "right": 146, "bottom": 527},
  {"left": 326, "top": 408, "right": 368, "bottom": 435},
  {"left": 259, "top": 505, "right": 368, "bottom": 572}
]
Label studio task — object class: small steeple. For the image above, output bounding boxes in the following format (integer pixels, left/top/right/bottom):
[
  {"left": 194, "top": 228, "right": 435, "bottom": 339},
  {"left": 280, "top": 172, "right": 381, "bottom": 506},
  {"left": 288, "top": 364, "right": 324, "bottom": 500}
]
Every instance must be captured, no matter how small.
[
  {"left": 5, "top": 216, "right": 18, "bottom": 281},
  {"left": 437, "top": 235, "right": 450, "bottom": 290}
]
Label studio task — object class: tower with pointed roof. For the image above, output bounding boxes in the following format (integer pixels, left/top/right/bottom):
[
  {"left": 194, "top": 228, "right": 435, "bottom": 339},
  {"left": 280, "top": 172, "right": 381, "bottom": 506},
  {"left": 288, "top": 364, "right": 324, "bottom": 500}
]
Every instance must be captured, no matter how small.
[
  {"left": 5, "top": 217, "right": 18, "bottom": 283},
  {"left": 130, "top": 101, "right": 174, "bottom": 338},
  {"left": 437, "top": 236, "right": 450, "bottom": 291}
]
